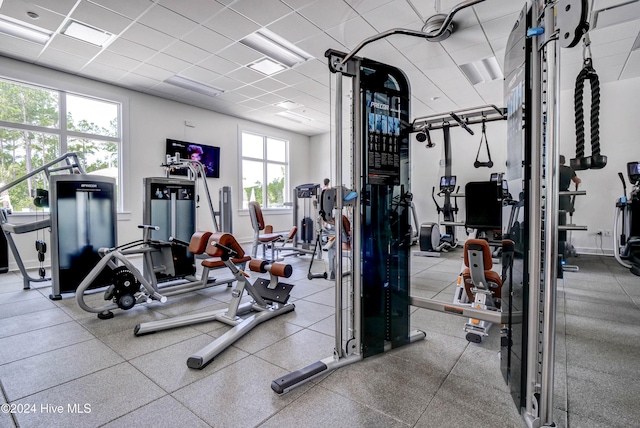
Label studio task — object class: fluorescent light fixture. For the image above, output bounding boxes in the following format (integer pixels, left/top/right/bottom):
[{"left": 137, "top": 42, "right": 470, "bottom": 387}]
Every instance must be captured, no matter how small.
[
  {"left": 275, "top": 100, "right": 303, "bottom": 109},
  {"left": 276, "top": 110, "right": 312, "bottom": 123},
  {"left": 0, "top": 14, "right": 51, "bottom": 44},
  {"left": 240, "top": 28, "right": 313, "bottom": 68},
  {"left": 248, "top": 58, "right": 286, "bottom": 75},
  {"left": 459, "top": 57, "right": 504, "bottom": 85},
  {"left": 61, "top": 20, "right": 113, "bottom": 46},
  {"left": 165, "top": 75, "right": 224, "bottom": 97}
]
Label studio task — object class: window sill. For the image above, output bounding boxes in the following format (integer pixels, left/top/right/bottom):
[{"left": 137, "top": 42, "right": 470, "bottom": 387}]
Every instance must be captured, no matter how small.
[{"left": 238, "top": 208, "right": 292, "bottom": 216}]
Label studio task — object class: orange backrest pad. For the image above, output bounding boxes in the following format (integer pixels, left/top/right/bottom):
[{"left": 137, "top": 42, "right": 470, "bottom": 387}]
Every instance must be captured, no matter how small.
[
  {"left": 463, "top": 239, "right": 493, "bottom": 270},
  {"left": 205, "top": 232, "right": 246, "bottom": 258},
  {"left": 188, "top": 231, "right": 213, "bottom": 254},
  {"left": 249, "top": 201, "right": 266, "bottom": 231}
]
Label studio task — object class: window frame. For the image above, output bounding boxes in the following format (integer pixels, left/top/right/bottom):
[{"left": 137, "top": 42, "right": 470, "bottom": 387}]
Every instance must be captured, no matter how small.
[
  {"left": 0, "top": 76, "right": 125, "bottom": 213},
  {"left": 239, "top": 129, "right": 291, "bottom": 212}
]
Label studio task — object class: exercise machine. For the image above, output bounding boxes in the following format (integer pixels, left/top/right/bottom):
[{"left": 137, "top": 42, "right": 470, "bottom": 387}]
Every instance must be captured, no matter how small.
[
  {"left": 614, "top": 161, "right": 640, "bottom": 275},
  {"left": 248, "top": 201, "right": 298, "bottom": 261},
  {"left": 413, "top": 105, "right": 507, "bottom": 257},
  {"left": 75, "top": 229, "right": 242, "bottom": 319},
  {"left": 49, "top": 174, "right": 118, "bottom": 299},
  {"left": 134, "top": 232, "right": 295, "bottom": 369}
]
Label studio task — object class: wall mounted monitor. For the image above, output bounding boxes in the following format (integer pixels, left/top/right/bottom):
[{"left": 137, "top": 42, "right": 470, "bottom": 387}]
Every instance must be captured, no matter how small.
[{"left": 166, "top": 139, "right": 220, "bottom": 178}]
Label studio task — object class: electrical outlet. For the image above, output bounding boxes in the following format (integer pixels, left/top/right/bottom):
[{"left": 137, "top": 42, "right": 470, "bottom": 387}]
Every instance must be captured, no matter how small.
[{"left": 597, "top": 229, "right": 612, "bottom": 237}]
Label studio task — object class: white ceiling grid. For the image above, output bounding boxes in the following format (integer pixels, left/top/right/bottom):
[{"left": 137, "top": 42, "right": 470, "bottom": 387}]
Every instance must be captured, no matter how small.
[{"left": 0, "top": 0, "right": 637, "bottom": 136}]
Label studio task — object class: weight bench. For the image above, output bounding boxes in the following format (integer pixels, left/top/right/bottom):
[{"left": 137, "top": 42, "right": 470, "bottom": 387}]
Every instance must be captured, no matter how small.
[
  {"left": 134, "top": 232, "right": 295, "bottom": 369},
  {"left": 248, "top": 201, "right": 297, "bottom": 261}
]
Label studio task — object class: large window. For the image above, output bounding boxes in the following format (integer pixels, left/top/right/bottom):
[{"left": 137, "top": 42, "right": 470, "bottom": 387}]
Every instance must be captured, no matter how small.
[
  {"left": 0, "top": 79, "right": 121, "bottom": 212},
  {"left": 241, "top": 131, "right": 289, "bottom": 210}
]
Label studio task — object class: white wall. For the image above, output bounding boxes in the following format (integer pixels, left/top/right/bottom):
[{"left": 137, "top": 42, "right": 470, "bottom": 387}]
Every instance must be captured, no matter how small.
[
  {"left": 559, "top": 76, "right": 640, "bottom": 253},
  {"left": 1, "top": 57, "right": 312, "bottom": 271}
]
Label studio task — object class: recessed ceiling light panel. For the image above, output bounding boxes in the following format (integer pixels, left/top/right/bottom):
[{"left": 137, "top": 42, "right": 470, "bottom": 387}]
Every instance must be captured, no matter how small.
[
  {"left": 165, "top": 75, "right": 224, "bottom": 97},
  {"left": 61, "top": 20, "right": 112, "bottom": 47},
  {"left": 276, "top": 110, "right": 312, "bottom": 123},
  {"left": 240, "top": 28, "right": 313, "bottom": 68},
  {"left": 248, "top": 58, "right": 286, "bottom": 75},
  {"left": 459, "top": 57, "right": 504, "bottom": 85}
]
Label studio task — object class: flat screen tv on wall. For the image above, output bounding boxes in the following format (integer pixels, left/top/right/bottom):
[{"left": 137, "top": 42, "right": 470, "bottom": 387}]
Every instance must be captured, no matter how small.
[{"left": 166, "top": 139, "right": 220, "bottom": 178}]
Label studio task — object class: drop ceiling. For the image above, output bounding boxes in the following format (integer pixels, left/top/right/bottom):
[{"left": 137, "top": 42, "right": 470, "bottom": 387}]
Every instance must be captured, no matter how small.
[{"left": 0, "top": 0, "right": 638, "bottom": 136}]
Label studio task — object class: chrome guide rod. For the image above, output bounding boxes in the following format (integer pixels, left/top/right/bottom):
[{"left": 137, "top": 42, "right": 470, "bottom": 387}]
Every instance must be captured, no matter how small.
[
  {"left": 540, "top": 12, "right": 560, "bottom": 424},
  {"left": 352, "top": 60, "right": 363, "bottom": 356},
  {"left": 339, "top": 0, "right": 485, "bottom": 66},
  {"left": 334, "top": 70, "right": 344, "bottom": 358}
]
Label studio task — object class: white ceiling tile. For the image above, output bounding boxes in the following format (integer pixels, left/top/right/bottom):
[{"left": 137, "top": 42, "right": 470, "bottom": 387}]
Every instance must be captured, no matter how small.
[
  {"left": 621, "top": 51, "right": 640, "bottom": 79},
  {"left": 399, "top": 38, "right": 447, "bottom": 62},
  {"left": 121, "top": 23, "right": 175, "bottom": 51},
  {"left": 219, "top": 103, "right": 254, "bottom": 116},
  {"left": 89, "top": 0, "right": 153, "bottom": 20},
  {"left": 298, "top": 0, "right": 359, "bottom": 30},
  {"left": 181, "top": 26, "right": 233, "bottom": 54},
  {"left": 48, "top": 34, "right": 102, "bottom": 58},
  {"left": 294, "top": 58, "right": 331, "bottom": 79},
  {"left": 267, "top": 12, "right": 322, "bottom": 44},
  {"left": 139, "top": 5, "right": 200, "bottom": 39},
  {"left": 94, "top": 50, "right": 142, "bottom": 71},
  {"left": 413, "top": 52, "right": 456, "bottom": 71},
  {"left": 281, "top": 0, "right": 320, "bottom": 11},
  {"left": 0, "top": 35, "right": 43, "bottom": 60},
  {"left": 591, "top": 37, "right": 636, "bottom": 60},
  {"left": 215, "top": 91, "right": 250, "bottom": 104},
  {"left": 273, "top": 86, "right": 307, "bottom": 100},
  {"left": 481, "top": 13, "right": 520, "bottom": 41},
  {"left": 203, "top": 8, "right": 260, "bottom": 41},
  {"left": 362, "top": 0, "right": 422, "bottom": 32},
  {"left": 198, "top": 55, "right": 240, "bottom": 75},
  {"left": 344, "top": 0, "right": 394, "bottom": 14},
  {"left": 70, "top": 1, "right": 133, "bottom": 35},
  {"left": 231, "top": 0, "right": 294, "bottom": 26},
  {"left": 37, "top": 48, "right": 88, "bottom": 72},
  {"left": 145, "top": 52, "right": 190, "bottom": 73},
  {"left": 162, "top": 40, "right": 209, "bottom": 64},
  {"left": 145, "top": 82, "right": 188, "bottom": 97},
  {"left": 178, "top": 65, "right": 221, "bottom": 83},
  {"left": 590, "top": 19, "right": 640, "bottom": 43},
  {"left": 251, "top": 77, "right": 287, "bottom": 92},
  {"left": 117, "top": 72, "right": 162, "bottom": 89},
  {"left": 217, "top": 43, "right": 263, "bottom": 66},
  {"left": 0, "top": 1, "right": 65, "bottom": 33},
  {"left": 440, "top": 24, "right": 486, "bottom": 52},
  {"left": 296, "top": 32, "right": 343, "bottom": 60},
  {"left": 474, "top": 79, "right": 504, "bottom": 105},
  {"left": 226, "top": 66, "right": 265, "bottom": 84},
  {"left": 234, "top": 84, "right": 268, "bottom": 100},
  {"left": 132, "top": 62, "right": 175, "bottom": 81},
  {"left": 80, "top": 61, "right": 129, "bottom": 82},
  {"left": 293, "top": 79, "right": 327, "bottom": 97},
  {"left": 449, "top": 42, "right": 493, "bottom": 64},
  {"left": 273, "top": 69, "right": 312, "bottom": 86},
  {"left": 490, "top": 36, "right": 509, "bottom": 53},
  {"left": 326, "top": 16, "right": 378, "bottom": 50},
  {"left": 238, "top": 98, "right": 269, "bottom": 109},
  {"left": 210, "top": 75, "right": 245, "bottom": 91},
  {"left": 155, "top": 0, "right": 225, "bottom": 24},
  {"left": 473, "top": 0, "right": 526, "bottom": 22},
  {"left": 254, "top": 92, "right": 287, "bottom": 105},
  {"left": 108, "top": 37, "right": 157, "bottom": 62},
  {"left": 27, "top": 0, "right": 77, "bottom": 16}
]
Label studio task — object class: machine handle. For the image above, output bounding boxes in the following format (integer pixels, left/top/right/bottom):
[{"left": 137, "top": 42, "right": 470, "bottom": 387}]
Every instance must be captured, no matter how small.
[
  {"left": 213, "top": 242, "right": 238, "bottom": 258},
  {"left": 137, "top": 224, "right": 160, "bottom": 230}
]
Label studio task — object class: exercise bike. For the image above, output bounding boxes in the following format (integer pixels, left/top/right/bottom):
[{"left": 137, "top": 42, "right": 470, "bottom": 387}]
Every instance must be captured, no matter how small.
[
  {"left": 414, "top": 175, "right": 461, "bottom": 256},
  {"left": 614, "top": 161, "right": 640, "bottom": 275},
  {"left": 75, "top": 226, "right": 239, "bottom": 319}
]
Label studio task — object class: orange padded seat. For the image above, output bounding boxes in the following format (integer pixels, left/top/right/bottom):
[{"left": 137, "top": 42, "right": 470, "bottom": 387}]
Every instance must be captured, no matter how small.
[
  {"left": 461, "top": 238, "right": 502, "bottom": 309},
  {"left": 188, "top": 231, "right": 213, "bottom": 255},
  {"left": 248, "top": 202, "right": 282, "bottom": 243}
]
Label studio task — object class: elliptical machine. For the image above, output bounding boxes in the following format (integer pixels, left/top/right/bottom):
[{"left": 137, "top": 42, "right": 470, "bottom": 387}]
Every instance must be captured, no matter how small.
[
  {"left": 415, "top": 175, "right": 460, "bottom": 256},
  {"left": 614, "top": 161, "right": 640, "bottom": 276}
]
